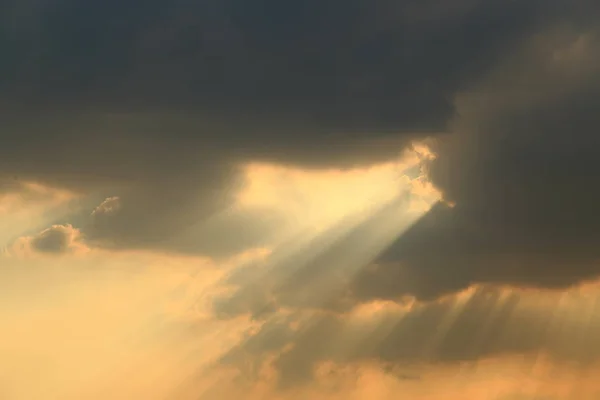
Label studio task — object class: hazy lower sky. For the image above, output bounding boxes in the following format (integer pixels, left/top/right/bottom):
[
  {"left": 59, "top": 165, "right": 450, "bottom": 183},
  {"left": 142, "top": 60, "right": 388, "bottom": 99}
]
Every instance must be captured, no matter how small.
[{"left": 2, "top": 1, "right": 600, "bottom": 399}]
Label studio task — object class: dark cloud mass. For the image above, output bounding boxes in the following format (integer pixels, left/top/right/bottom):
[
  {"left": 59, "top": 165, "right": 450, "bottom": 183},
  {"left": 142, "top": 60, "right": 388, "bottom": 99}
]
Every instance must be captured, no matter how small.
[
  {"left": 3, "top": 0, "right": 545, "bottom": 127},
  {"left": 2, "top": 0, "right": 600, "bottom": 290},
  {"left": 354, "top": 27, "right": 600, "bottom": 301}
]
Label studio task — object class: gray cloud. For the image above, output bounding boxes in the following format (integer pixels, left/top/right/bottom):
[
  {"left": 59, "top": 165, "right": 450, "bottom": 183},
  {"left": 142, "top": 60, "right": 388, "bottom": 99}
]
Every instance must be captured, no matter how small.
[
  {"left": 220, "top": 286, "right": 600, "bottom": 388},
  {"left": 1, "top": 0, "right": 574, "bottom": 175},
  {"left": 86, "top": 192, "right": 283, "bottom": 258},
  {"left": 28, "top": 224, "right": 81, "bottom": 254},
  {"left": 1, "top": 1, "right": 599, "bottom": 285},
  {"left": 352, "top": 26, "right": 600, "bottom": 301},
  {"left": 2, "top": 0, "right": 551, "bottom": 128},
  {"left": 4, "top": 2, "right": 600, "bottom": 396}
]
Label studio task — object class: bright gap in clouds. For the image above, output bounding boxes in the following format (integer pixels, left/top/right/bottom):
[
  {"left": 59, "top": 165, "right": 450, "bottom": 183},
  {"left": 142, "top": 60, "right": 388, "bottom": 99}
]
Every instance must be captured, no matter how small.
[
  {"left": 210, "top": 143, "right": 441, "bottom": 315},
  {"left": 238, "top": 142, "right": 439, "bottom": 230},
  {"left": 231, "top": 141, "right": 441, "bottom": 265}
]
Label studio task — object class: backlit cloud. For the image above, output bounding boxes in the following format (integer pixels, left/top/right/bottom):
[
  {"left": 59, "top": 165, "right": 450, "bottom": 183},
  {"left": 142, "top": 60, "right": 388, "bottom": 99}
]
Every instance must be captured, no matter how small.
[
  {"left": 28, "top": 224, "right": 86, "bottom": 254},
  {"left": 2, "top": 0, "right": 600, "bottom": 399}
]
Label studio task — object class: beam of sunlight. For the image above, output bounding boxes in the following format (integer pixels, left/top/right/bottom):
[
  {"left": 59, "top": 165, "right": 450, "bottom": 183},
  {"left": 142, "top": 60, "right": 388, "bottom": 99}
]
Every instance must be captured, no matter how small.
[{"left": 214, "top": 142, "right": 440, "bottom": 312}]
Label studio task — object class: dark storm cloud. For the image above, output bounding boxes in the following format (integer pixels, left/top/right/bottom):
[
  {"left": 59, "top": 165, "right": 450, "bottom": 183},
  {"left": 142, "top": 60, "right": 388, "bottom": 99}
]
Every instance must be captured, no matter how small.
[
  {"left": 3, "top": 0, "right": 548, "bottom": 131},
  {"left": 351, "top": 26, "right": 600, "bottom": 301},
  {"left": 2, "top": 0, "right": 600, "bottom": 271},
  {"left": 0, "top": 0, "right": 546, "bottom": 256},
  {"left": 1, "top": 0, "right": 555, "bottom": 182}
]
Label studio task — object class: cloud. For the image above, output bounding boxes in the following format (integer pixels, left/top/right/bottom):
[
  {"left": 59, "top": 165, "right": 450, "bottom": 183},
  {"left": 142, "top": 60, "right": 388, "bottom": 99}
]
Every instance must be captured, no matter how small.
[
  {"left": 2, "top": 0, "right": 589, "bottom": 260},
  {"left": 0, "top": 181, "right": 79, "bottom": 249},
  {"left": 91, "top": 196, "right": 121, "bottom": 216},
  {"left": 2, "top": 2, "right": 600, "bottom": 398},
  {"left": 1, "top": 0, "right": 597, "bottom": 283},
  {"left": 0, "top": 181, "right": 76, "bottom": 215},
  {"left": 83, "top": 190, "right": 285, "bottom": 259},
  {"left": 29, "top": 224, "right": 81, "bottom": 253},
  {"left": 12, "top": 224, "right": 88, "bottom": 256},
  {"left": 348, "top": 25, "right": 600, "bottom": 301},
  {"left": 2, "top": 0, "right": 552, "bottom": 130},
  {"left": 218, "top": 283, "right": 600, "bottom": 390}
]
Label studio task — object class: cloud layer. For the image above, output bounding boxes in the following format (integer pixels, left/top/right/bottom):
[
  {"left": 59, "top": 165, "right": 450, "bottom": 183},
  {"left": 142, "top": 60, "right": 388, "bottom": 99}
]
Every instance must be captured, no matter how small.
[
  {"left": 2, "top": 1, "right": 600, "bottom": 398},
  {"left": 2, "top": 0, "right": 598, "bottom": 281},
  {"left": 355, "top": 27, "right": 600, "bottom": 301}
]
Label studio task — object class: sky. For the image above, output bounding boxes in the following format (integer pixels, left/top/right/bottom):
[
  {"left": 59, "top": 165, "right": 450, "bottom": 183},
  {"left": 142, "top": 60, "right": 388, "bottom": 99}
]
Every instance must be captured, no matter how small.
[{"left": 1, "top": 0, "right": 600, "bottom": 399}]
